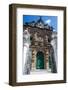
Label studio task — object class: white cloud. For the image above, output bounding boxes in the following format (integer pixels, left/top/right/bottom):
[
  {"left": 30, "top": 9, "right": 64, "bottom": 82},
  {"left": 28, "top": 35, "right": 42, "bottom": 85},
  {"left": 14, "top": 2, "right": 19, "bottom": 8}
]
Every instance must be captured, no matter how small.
[
  {"left": 45, "top": 19, "right": 51, "bottom": 25},
  {"left": 53, "top": 29, "right": 56, "bottom": 31}
]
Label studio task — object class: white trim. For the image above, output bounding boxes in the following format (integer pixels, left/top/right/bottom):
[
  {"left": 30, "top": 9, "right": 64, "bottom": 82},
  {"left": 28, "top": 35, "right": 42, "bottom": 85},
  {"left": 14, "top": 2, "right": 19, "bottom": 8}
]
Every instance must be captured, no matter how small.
[{"left": 16, "top": 8, "right": 64, "bottom": 82}]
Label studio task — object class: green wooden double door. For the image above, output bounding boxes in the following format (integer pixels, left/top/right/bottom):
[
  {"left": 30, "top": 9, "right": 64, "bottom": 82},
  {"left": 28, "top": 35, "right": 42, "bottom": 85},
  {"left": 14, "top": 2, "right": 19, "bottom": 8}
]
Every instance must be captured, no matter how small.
[
  {"left": 36, "top": 51, "right": 52, "bottom": 69},
  {"left": 36, "top": 51, "right": 44, "bottom": 69}
]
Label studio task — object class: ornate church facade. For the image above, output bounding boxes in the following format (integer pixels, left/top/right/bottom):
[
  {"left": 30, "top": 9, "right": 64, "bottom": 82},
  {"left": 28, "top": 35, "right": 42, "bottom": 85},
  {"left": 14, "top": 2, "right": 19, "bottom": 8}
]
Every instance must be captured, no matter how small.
[{"left": 23, "top": 17, "right": 57, "bottom": 74}]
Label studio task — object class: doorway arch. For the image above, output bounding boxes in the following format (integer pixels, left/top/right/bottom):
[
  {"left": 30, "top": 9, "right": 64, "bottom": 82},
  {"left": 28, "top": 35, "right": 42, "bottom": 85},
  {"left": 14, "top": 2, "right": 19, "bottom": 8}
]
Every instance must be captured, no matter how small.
[{"left": 36, "top": 51, "right": 44, "bottom": 69}]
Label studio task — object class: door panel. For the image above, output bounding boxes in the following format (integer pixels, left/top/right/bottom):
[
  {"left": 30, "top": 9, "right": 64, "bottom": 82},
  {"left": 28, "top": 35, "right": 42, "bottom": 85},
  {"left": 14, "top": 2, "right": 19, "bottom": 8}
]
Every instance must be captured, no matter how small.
[{"left": 36, "top": 51, "right": 44, "bottom": 69}]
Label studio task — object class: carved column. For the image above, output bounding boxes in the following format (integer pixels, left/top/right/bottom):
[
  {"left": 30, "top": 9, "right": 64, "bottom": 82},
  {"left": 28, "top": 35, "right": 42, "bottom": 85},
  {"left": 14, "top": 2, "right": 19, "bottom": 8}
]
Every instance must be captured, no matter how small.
[
  {"left": 45, "top": 48, "right": 49, "bottom": 70},
  {"left": 31, "top": 48, "right": 36, "bottom": 70}
]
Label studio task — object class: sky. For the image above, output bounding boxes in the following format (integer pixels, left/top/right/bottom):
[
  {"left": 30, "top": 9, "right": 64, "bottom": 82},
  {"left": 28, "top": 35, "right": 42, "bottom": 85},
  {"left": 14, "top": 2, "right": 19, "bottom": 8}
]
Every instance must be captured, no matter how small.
[{"left": 23, "top": 15, "right": 57, "bottom": 32}]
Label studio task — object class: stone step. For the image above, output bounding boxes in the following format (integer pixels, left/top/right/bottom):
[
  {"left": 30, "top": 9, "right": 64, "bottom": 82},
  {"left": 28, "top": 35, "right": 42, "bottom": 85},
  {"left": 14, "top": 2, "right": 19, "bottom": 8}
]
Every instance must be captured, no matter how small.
[{"left": 30, "top": 69, "right": 51, "bottom": 74}]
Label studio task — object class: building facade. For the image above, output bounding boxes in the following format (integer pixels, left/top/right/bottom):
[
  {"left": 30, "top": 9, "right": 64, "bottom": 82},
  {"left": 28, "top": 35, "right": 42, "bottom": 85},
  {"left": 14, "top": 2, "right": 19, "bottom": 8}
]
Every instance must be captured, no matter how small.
[{"left": 23, "top": 17, "right": 57, "bottom": 74}]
